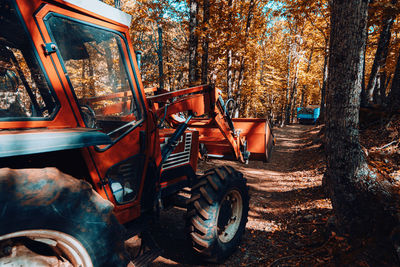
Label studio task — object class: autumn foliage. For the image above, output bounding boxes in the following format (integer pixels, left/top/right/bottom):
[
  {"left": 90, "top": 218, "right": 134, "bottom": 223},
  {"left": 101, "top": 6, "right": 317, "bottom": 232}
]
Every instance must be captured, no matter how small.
[{"left": 101, "top": 0, "right": 400, "bottom": 126}]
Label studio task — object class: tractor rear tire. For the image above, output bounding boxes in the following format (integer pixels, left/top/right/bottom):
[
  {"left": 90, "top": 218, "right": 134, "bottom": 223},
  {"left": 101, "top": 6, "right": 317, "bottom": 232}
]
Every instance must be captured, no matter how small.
[
  {"left": 186, "top": 166, "right": 249, "bottom": 263},
  {"left": 0, "top": 168, "right": 129, "bottom": 267}
]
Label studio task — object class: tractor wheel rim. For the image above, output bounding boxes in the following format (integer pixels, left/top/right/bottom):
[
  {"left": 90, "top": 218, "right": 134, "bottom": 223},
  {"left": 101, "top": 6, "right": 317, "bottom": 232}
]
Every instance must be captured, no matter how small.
[
  {"left": 217, "top": 189, "right": 243, "bottom": 243},
  {"left": 0, "top": 229, "right": 93, "bottom": 267}
]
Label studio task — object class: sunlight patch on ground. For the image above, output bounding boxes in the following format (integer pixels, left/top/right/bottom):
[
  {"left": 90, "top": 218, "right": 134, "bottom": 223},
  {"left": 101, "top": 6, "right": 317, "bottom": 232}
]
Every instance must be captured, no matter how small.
[
  {"left": 244, "top": 170, "right": 283, "bottom": 176},
  {"left": 246, "top": 219, "right": 282, "bottom": 232},
  {"left": 291, "top": 199, "right": 332, "bottom": 211}
]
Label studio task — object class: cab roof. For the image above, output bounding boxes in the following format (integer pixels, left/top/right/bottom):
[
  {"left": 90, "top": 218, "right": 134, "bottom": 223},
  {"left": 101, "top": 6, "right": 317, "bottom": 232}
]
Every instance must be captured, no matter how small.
[{"left": 59, "top": 0, "right": 132, "bottom": 27}]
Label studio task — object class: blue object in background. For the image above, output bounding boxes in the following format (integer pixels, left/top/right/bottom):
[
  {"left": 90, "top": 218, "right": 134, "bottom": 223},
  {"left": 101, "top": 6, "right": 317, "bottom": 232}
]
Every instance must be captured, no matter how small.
[{"left": 297, "top": 106, "right": 320, "bottom": 124}]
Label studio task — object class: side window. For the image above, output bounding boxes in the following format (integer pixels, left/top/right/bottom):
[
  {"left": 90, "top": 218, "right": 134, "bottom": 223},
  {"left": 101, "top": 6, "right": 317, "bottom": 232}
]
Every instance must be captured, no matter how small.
[
  {"left": 45, "top": 15, "right": 142, "bottom": 140},
  {"left": 0, "top": 2, "right": 57, "bottom": 120}
]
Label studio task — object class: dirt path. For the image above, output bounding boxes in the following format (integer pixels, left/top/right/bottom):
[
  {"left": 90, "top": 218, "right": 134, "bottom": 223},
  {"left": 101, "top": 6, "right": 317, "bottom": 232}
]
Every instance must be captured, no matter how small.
[{"left": 149, "top": 124, "right": 332, "bottom": 266}]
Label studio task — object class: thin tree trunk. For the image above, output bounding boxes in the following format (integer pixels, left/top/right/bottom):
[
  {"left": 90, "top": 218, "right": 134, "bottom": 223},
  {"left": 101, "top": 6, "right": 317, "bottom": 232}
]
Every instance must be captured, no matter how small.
[
  {"left": 284, "top": 45, "right": 292, "bottom": 125},
  {"left": 379, "top": 71, "right": 390, "bottom": 105},
  {"left": 300, "top": 89, "right": 305, "bottom": 107},
  {"left": 319, "top": 51, "right": 328, "bottom": 123},
  {"left": 291, "top": 80, "right": 298, "bottom": 123},
  {"left": 362, "top": 3, "right": 396, "bottom": 106},
  {"left": 157, "top": 24, "right": 164, "bottom": 90},
  {"left": 104, "top": 45, "right": 116, "bottom": 92},
  {"left": 361, "top": 30, "right": 368, "bottom": 101},
  {"left": 88, "top": 57, "right": 94, "bottom": 96},
  {"left": 286, "top": 53, "right": 300, "bottom": 125},
  {"left": 189, "top": 0, "right": 199, "bottom": 85},
  {"left": 372, "top": 73, "right": 381, "bottom": 104},
  {"left": 300, "top": 47, "right": 313, "bottom": 111},
  {"left": 234, "top": 0, "right": 256, "bottom": 118},
  {"left": 387, "top": 50, "right": 400, "bottom": 114},
  {"left": 201, "top": 0, "right": 210, "bottom": 84},
  {"left": 227, "top": 50, "right": 233, "bottom": 98},
  {"left": 373, "top": 41, "right": 391, "bottom": 104},
  {"left": 226, "top": 0, "right": 235, "bottom": 98},
  {"left": 379, "top": 72, "right": 387, "bottom": 105},
  {"left": 287, "top": 72, "right": 297, "bottom": 124}
]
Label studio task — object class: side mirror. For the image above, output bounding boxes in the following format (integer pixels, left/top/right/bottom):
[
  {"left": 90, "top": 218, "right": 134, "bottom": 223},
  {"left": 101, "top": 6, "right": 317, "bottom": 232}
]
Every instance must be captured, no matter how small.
[{"left": 135, "top": 51, "right": 142, "bottom": 70}]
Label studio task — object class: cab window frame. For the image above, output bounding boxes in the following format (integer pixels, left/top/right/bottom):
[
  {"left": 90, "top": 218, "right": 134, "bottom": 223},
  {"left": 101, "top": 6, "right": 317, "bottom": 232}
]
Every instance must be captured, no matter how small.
[
  {"left": 0, "top": 0, "right": 60, "bottom": 122},
  {"left": 42, "top": 12, "right": 146, "bottom": 150}
]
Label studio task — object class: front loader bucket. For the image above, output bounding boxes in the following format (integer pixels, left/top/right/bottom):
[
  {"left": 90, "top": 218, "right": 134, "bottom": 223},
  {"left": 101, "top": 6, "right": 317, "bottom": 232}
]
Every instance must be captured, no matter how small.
[
  {"left": 232, "top": 118, "right": 274, "bottom": 162},
  {"left": 196, "top": 118, "right": 274, "bottom": 162}
]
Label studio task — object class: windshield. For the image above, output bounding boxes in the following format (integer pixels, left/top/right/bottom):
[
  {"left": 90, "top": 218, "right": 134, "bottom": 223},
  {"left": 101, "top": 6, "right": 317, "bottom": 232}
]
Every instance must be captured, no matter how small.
[
  {"left": 45, "top": 14, "right": 142, "bottom": 139},
  {"left": 0, "top": 0, "right": 57, "bottom": 120}
]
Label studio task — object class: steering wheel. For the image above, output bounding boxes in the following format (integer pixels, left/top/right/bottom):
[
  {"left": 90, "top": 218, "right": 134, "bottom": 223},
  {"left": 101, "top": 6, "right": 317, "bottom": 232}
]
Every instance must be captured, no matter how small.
[
  {"left": 225, "top": 98, "right": 236, "bottom": 118},
  {"left": 80, "top": 104, "right": 97, "bottom": 128}
]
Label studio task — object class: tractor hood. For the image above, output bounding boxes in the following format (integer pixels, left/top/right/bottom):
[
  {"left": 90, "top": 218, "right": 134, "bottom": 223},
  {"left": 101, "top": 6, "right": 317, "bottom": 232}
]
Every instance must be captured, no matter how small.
[{"left": 0, "top": 128, "right": 112, "bottom": 158}]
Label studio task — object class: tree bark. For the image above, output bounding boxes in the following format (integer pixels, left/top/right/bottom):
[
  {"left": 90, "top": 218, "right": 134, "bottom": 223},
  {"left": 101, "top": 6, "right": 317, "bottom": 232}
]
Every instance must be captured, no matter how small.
[
  {"left": 372, "top": 72, "right": 381, "bottom": 104},
  {"left": 234, "top": 0, "right": 255, "bottom": 118},
  {"left": 326, "top": 0, "right": 400, "bottom": 249},
  {"left": 362, "top": 2, "right": 396, "bottom": 106},
  {"left": 104, "top": 45, "right": 116, "bottom": 92},
  {"left": 387, "top": 50, "right": 400, "bottom": 114},
  {"left": 291, "top": 79, "right": 298, "bottom": 123},
  {"left": 189, "top": 0, "right": 199, "bottom": 85},
  {"left": 319, "top": 51, "right": 328, "bottom": 123},
  {"left": 157, "top": 24, "right": 164, "bottom": 90},
  {"left": 299, "top": 47, "right": 313, "bottom": 115},
  {"left": 226, "top": 0, "right": 235, "bottom": 98},
  {"left": 284, "top": 45, "right": 292, "bottom": 125},
  {"left": 361, "top": 31, "right": 367, "bottom": 99},
  {"left": 326, "top": 0, "right": 369, "bottom": 233},
  {"left": 201, "top": 0, "right": 210, "bottom": 85}
]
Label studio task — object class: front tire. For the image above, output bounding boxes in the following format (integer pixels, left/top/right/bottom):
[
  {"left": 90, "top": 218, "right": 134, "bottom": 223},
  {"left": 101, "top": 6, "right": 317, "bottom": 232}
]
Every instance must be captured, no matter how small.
[
  {"left": 186, "top": 166, "right": 249, "bottom": 263},
  {"left": 0, "top": 168, "right": 129, "bottom": 267}
]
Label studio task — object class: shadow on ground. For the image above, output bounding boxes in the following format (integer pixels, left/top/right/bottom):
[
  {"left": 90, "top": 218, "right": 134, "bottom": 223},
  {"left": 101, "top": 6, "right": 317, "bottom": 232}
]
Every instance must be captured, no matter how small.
[{"left": 140, "top": 124, "right": 332, "bottom": 266}]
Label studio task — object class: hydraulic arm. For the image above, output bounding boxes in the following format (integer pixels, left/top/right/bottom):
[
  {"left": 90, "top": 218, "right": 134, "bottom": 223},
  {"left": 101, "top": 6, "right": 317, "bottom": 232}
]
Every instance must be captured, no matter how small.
[{"left": 147, "top": 85, "right": 274, "bottom": 163}]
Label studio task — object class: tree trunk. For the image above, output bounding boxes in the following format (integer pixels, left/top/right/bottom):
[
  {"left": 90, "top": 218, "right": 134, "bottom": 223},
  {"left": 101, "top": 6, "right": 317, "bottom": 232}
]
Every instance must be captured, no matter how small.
[
  {"left": 157, "top": 24, "right": 164, "bottom": 90},
  {"left": 201, "top": 0, "right": 210, "bottom": 84},
  {"left": 104, "top": 45, "right": 116, "bottom": 92},
  {"left": 189, "top": 0, "right": 199, "bottom": 85},
  {"left": 319, "top": 51, "right": 328, "bottom": 123},
  {"left": 234, "top": 0, "right": 255, "bottom": 117},
  {"left": 284, "top": 46, "right": 292, "bottom": 125},
  {"left": 286, "top": 70, "right": 298, "bottom": 125},
  {"left": 372, "top": 72, "right": 381, "bottom": 104},
  {"left": 387, "top": 50, "right": 400, "bottom": 114},
  {"left": 326, "top": 0, "right": 369, "bottom": 234},
  {"left": 326, "top": 0, "right": 400, "bottom": 251},
  {"left": 299, "top": 47, "right": 312, "bottom": 114},
  {"left": 361, "top": 31, "right": 367, "bottom": 100},
  {"left": 291, "top": 80, "right": 298, "bottom": 123},
  {"left": 379, "top": 71, "right": 390, "bottom": 105},
  {"left": 362, "top": 3, "right": 395, "bottom": 106},
  {"left": 226, "top": 0, "right": 235, "bottom": 98},
  {"left": 88, "top": 57, "right": 94, "bottom": 95},
  {"left": 300, "top": 88, "right": 305, "bottom": 107}
]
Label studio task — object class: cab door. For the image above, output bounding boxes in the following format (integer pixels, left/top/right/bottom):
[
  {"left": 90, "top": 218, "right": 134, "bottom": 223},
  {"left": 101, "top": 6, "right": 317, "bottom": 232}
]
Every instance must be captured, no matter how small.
[{"left": 34, "top": 3, "right": 151, "bottom": 223}]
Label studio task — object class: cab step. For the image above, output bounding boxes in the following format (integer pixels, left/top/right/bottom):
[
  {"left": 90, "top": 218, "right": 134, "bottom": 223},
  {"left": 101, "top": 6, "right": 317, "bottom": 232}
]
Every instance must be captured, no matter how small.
[{"left": 130, "top": 231, "right": 162, "bottom": 267}]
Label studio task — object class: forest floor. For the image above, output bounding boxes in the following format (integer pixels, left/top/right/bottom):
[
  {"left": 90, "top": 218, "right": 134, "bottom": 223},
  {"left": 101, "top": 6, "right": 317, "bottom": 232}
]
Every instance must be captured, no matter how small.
[
  {"left": 143, "top": 117, "right": 400, "bottom": 266},
  {"left": 147, "top": 124, "right": 347, "bottom": 266}
]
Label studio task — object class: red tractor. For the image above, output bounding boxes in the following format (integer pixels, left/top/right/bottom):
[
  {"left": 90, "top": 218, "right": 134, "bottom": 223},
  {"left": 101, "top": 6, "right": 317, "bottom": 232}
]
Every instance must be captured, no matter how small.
[{"left": 0, "top": 0, "right": 274, "bottom": 266}]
